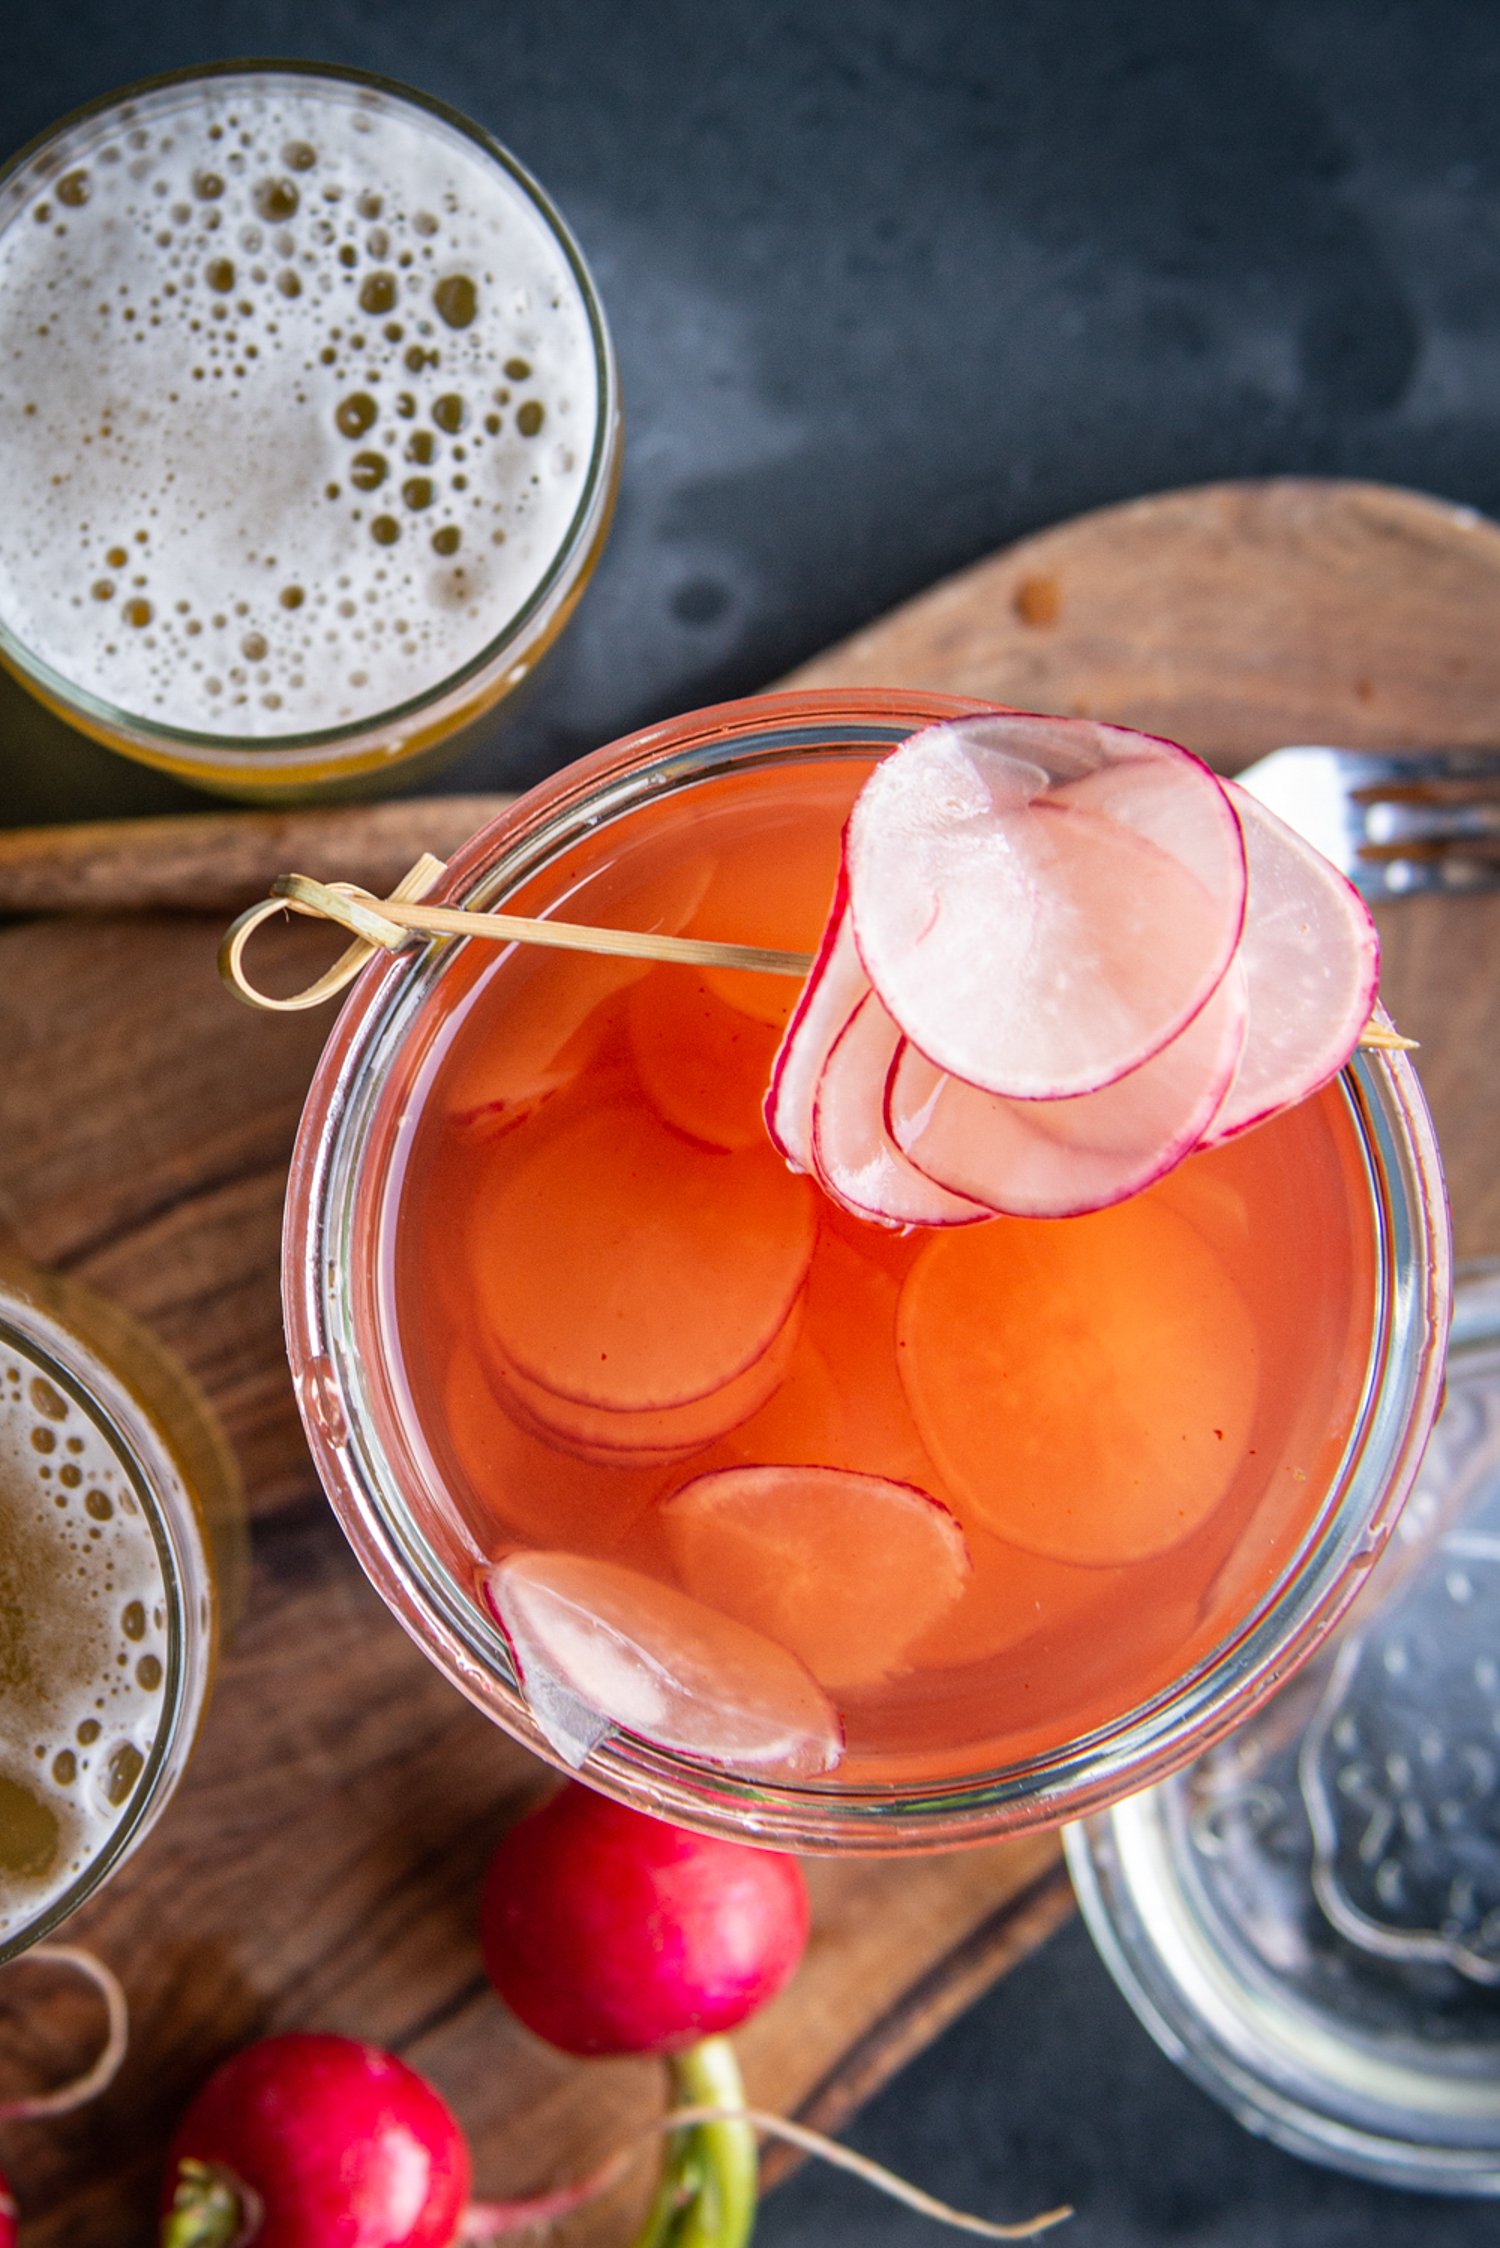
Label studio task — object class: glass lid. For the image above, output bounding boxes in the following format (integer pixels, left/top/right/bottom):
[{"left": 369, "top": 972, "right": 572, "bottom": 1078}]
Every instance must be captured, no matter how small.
[{"left": 1067, "top": 1263, "right": 1500, "bottom": 2195}]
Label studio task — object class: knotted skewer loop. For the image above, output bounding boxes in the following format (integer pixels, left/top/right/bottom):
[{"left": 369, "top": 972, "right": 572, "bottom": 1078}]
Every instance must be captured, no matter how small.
[
  {"left": 219, "top": 859, "right": 814, "bottom": 1012},
  {"left": 218, "top": 854, "right": 448, "bottom": 1011},
  {"left": 218, "top": 858, "right": 1420, "bottom": 1055}
]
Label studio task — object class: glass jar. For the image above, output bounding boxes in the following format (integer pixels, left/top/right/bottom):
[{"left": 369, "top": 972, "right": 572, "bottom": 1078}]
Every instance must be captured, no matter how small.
[
  {"left": 0, "top": 62, "right": 619, "bottom": 802},
  {"left": 283, "top": 690, "right": 1450, "bottom": 1852},
  {"left": 0, "top": 1259, "right": 242, "bottom": 1960}
]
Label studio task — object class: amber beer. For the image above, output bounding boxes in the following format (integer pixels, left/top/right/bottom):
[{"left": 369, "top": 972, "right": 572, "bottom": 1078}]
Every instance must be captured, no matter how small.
[
  {"left": 0, "top": 1264, "right": 240, "bottom": 1957},
  {"left": 0, "top": 65, "right": 617, "bottom": 796}
]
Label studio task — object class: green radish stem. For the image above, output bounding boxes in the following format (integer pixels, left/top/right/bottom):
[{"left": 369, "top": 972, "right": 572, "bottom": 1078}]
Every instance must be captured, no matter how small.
[
  {"left": 634, "top": 2039, "right": 758, "bottom": 2248},
  {"left": 160, "top": 2160, "right": 262, "bottom": 2248}
]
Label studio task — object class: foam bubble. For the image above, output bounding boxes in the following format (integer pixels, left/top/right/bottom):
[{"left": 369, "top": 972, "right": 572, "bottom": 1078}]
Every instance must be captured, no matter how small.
[
  {"left": 0, "top": 1352, "right": 169, "bottom": 1933},
  {"left": 0, "top": 74, "right": 602, "bottom": 738}
]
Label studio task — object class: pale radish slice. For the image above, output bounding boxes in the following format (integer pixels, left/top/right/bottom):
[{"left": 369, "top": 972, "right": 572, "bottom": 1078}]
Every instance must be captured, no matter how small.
[
  {"left": 443, "top": 1345, "right": 669, "bottom": 1552},
  {"left": 662, "top": 1464, "right": 970, "bottom": 1691},
  {"left": 887, "top": 962, "right": 1247, "bottom": 1218},
  {"left": 628, "top": 967, "right": 782, "bottom": 1152},
  {"left": 1053, "top": 752, "right": 1247, "bottom": 955},
  {"left": 845, "top": 716, "right": 1246, "bottom": 1099},
  {"left": 487, "top": 1303, "right": 801, "bottom": 1468},
  {"left": 898, "top": 1199, "right": 1259, "bottom": 1566},
  {"left": 482, "top": 1549, "right": 843, "bottom": 1777},
  {"left": 470, "top": 1101, "right": 816, "bottom": 1412},
  {"left": 763, "top": 874, "right": 871, "bottom": 1172},
  {"left": 1201, "top": 780, "right": 1381, "bottom": 1145},
  {"left": 810, "top": 990, "right": 993, "bottom": 1228}
]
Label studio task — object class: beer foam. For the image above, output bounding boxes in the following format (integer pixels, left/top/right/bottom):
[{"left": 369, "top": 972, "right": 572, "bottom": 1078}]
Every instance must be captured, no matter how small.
[
  {"left": 0, "top": 1350, "right": 170, "bottom": 1935},
  {"left": 0, "top": 73, "right": 602, "bottom": 738}
]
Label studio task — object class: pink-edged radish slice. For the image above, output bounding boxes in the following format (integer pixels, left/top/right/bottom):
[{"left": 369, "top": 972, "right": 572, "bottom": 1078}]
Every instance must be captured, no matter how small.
[
  {"left": 1200, "top": 780, "right": 1381, "bottom": 1145},
  {"left": 764, "top": 872, "right": 870, "bottom": 1172},
  {"left": 482, "top": 1550, "right": 843, "bottom": 1777},
  {"left": 487, "top": 1304, "right": 802, "bottom": 1468},
  {"left": 810, "top": 989, "right": 993, "bottom": 1229},
  {"left": 662, "top": 1463, "right": 970, "bottom": 1691},
  {"left": 887, "top": 961, "right": 1247, "bottom": 1219},
  {"left": 1053, "top": 751, "right": 1247, "bottom": 953},
  {"left": 470, "top": 1100, "right": 816, "bottom": 1413},
  {"left": 846, "top": 715, "right": 1247, "bottom": 1099}
]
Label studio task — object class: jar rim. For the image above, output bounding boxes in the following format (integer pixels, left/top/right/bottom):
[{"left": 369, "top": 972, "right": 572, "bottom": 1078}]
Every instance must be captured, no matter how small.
[{"left": 283, "top": 690, "right": 1453, "bottom": 1852}]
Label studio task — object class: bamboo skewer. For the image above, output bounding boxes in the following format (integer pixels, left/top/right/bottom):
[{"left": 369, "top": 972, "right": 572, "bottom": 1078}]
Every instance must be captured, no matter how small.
[
  {"left": 307, "top": 883, "right": 816, "bottom": 979},
  {"left": 218, "top": 860, "right": 1420, "bottom": 1053}
]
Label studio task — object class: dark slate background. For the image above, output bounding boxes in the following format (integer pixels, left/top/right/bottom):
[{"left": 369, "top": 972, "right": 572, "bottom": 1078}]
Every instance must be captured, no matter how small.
[
  {"left": 7, "top": 0, "right": 1500, "bottom": 826},
  {"left": 5, "top": 2, "right": 1499, "bottom": 2235}
]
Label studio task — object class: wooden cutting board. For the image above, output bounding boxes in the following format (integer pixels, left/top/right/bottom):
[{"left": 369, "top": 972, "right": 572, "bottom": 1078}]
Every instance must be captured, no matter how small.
[{"left": 4, "top": 477, "right": 1500, "bottom": 2244}]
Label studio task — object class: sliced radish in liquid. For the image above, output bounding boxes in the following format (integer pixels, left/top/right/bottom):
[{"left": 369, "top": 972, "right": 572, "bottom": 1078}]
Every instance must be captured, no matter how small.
[
  {"left": 487, "top": 1304, "right": 802, "bottom": 1466},
  {"left": 483, "top": 1550, "right": 843, "bottom": 1777},
  {"left": 662, "top": 1463, "right": 971, "bottom": 1690},
  {"left": 470, "top": 1101, "right": 816, "bottom": 1412}
]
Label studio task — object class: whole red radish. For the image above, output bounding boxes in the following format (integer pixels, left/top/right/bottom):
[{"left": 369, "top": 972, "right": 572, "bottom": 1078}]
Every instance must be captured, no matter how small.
[
  {"left": 161, "top": 2033, "right": 469, "bottom": 2248},
  {"left": 0, "top": 2168, "right": 15, "bottom": 2248},
  {"left": 480, "top": 1783, "right": 809, "bottom": 2056}
]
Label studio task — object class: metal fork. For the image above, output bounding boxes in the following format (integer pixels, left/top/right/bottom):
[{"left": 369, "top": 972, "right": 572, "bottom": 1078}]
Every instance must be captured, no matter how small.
[{"left": 1237, "top": 745, "right": 1500, "bottom": 899}]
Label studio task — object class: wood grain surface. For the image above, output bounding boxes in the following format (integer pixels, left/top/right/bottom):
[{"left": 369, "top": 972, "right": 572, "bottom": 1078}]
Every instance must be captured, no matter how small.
[
  {"left": 3, "top": 477, "right": 1498, "bottom": 2243},
  {"left": 0, "top": 795, "right": 514, "bottom": 915}
]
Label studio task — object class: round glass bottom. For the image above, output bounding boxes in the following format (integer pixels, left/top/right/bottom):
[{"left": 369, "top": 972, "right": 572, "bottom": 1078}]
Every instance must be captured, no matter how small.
[{"left": 1067, "top": 1264, "right": 1500, "bottom": 2194}]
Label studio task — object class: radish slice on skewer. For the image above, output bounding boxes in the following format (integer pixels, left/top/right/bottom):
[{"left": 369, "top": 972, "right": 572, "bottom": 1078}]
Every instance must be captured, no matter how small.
[
  {"left": 483, "top": 1549, "right": 843, "bottom": 1777},
  {"left": 811, "top": 991, "right": 992, "bottom": 1229},
  {"left": 1202, "top": 779, "right": 1382, "bottom": 1145},
  {"left": 1053, "top": 752, "right": 1248, "bottom": 947},
  {"left": 845, "top": 716, "right": 1247, "bottom": 1100},
  {"left": 764, "top": 874, "right": 869, "bottom": 1172},
  {"left": 888, "top": 961, "right": 1247, "bottom": 1219}
]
